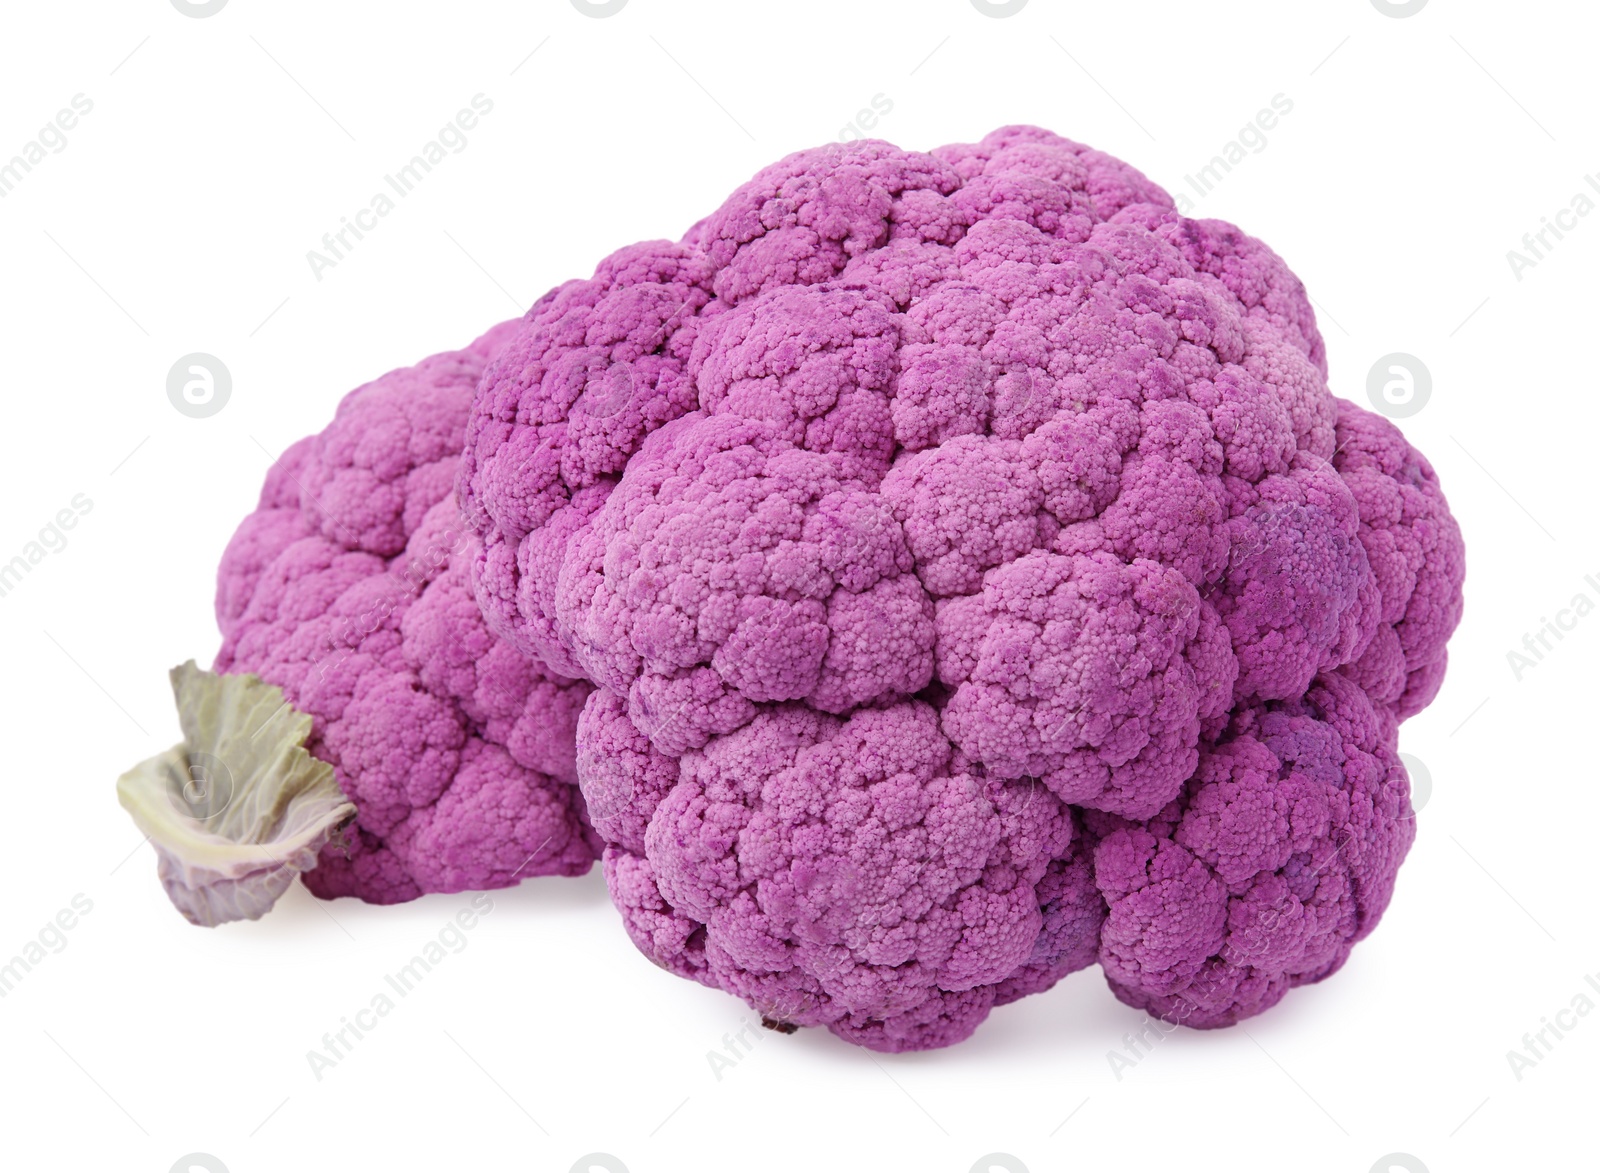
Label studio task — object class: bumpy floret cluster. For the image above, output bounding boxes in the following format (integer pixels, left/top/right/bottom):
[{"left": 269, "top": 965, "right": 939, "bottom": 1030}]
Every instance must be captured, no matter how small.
[
  {"left": 213, "top": 322, "right": 599, "bottom": 904},
  {"left": 458, "top": 127, "right": 1463, "bottom": 1050}
]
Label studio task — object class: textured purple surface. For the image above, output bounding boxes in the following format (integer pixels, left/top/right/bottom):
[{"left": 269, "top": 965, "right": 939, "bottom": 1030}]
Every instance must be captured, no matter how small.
[
  {"left": 215, "top": 322, "right": 599, "bottom": 904},
  {"left": 461, "top": 127, "right": 1464, "bottom": 1049}
]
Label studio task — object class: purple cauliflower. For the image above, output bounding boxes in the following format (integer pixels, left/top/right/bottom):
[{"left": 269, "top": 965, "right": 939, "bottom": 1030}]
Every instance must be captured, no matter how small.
[
  {"left": 120, "top": 323, "right": 600, "bottom": 924},
  {"left": 459, "top": 127, "right": 1464, "bottom": 1049}
]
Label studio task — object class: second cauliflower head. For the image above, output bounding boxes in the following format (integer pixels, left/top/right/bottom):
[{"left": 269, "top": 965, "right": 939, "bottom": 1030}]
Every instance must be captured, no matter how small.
[
  {"left": 460, "top": 127, "right": 1464, "bottom": 1050},
  {"left": 216, "top": 321, "right": 601, "bottom": 906}
]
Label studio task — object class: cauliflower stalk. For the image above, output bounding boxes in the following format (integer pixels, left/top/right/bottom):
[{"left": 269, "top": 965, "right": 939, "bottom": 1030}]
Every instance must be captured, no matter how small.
[{"left": 117, "top": 661, "right": 356, "bottom": 927}]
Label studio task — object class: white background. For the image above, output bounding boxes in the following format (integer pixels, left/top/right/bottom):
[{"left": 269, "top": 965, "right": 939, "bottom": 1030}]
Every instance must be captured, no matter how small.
[{"left": 0, "top": 1, "right": 1592, "bottom": 1171}]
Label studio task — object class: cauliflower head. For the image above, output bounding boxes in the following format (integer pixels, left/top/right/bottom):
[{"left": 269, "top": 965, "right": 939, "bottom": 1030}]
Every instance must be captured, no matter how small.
[
  {"left": 122, "top": 323, "right": 600, "bottom": 924},
  {"left": 459, "top": 127, "right": 1464, "bottom": 1048}
]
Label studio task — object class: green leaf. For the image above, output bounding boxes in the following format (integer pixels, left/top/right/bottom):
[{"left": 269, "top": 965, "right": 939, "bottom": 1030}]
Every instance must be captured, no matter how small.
[{"left": 116, "top": 661, "right": 356, "bottom": 926}]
